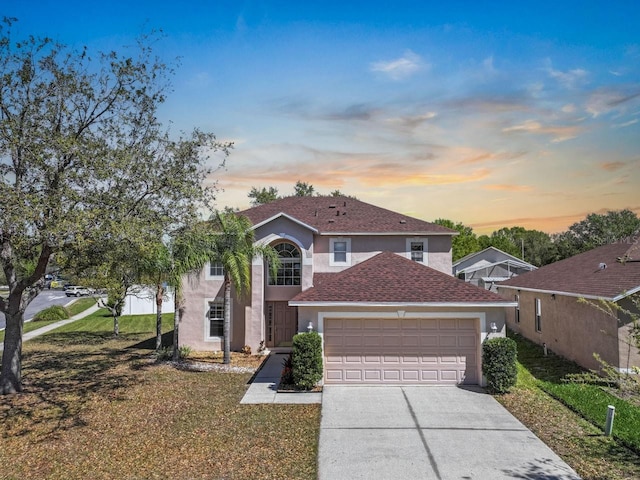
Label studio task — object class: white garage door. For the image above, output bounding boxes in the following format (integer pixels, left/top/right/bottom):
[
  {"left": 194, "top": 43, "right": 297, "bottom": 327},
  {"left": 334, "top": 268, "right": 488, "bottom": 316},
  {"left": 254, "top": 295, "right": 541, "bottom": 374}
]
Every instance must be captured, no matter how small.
[{"left": 324, "top": 317, "right": 479, "bottom": 385}]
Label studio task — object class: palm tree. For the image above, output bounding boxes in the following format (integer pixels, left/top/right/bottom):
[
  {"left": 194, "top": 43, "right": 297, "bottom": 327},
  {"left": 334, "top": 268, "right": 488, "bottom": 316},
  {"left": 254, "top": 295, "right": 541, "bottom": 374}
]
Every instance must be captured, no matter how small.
[{"left": 210, "top": 211, "right": 279, "bottom": 364}]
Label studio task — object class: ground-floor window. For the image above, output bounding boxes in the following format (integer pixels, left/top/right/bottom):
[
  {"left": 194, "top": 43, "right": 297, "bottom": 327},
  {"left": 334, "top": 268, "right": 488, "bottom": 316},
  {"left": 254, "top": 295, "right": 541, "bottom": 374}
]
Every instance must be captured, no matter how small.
[
  {"left": 208, "top": 299, "right": 224, "bottom": 337},
  {"left": 535, "top": 298, "right": 542, "bottom": 332}
]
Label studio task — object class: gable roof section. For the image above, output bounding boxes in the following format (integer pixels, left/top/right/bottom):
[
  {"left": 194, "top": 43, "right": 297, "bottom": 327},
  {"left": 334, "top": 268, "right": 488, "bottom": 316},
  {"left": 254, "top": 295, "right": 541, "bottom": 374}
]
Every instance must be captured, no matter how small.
[
  {"left": 499, "top": 242, "right": 640, "bottom": 301},
  {"left": 290, "top": 251, "right": 513, "bottom": 306},
  {"left": 239, "top": 196, "right": 455, "bottom": 235},
  {"left": 453, "top": 246, "right": 537, "bottom": 270}
]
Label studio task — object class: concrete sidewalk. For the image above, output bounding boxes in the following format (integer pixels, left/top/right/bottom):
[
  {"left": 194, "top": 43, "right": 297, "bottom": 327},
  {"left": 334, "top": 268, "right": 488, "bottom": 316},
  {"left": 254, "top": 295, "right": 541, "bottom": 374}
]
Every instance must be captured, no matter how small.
[
  {"left": 0, "top": 303, "right": 101, "bottom": 352},
  {"left": 240, "top": 353, "right": 322, "bottom": 404}
]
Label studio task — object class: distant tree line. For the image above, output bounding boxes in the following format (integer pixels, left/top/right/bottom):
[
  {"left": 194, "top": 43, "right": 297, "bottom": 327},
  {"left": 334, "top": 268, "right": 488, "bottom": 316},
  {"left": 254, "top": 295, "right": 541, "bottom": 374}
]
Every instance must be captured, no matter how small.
[{"left": 436, "top": 209, "right": 640, "bottom": 266}]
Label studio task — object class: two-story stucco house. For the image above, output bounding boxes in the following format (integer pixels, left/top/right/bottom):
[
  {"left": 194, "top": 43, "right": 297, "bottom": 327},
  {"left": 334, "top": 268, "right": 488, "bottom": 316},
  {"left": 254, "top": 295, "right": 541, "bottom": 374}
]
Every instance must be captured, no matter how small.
[{"left": 180, "top": 196, "right": 514, "bottom": 385}]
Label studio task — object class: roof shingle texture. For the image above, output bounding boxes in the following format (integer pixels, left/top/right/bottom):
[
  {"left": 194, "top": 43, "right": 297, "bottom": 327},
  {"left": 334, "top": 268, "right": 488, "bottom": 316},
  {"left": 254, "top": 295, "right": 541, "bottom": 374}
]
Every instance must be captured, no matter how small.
[
  {"left": 499, "top": 242, "right": 640, "bottom": 299},
  {"left": 239, "top": 196, "right": 455, "bottom": 234},
  {"left": 291, "top": 251, "right": 510, "bottom": 303}
]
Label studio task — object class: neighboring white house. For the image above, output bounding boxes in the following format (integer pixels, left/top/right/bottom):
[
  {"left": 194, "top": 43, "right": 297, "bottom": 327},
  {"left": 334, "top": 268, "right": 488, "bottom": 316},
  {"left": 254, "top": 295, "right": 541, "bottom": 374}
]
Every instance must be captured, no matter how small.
[
  {"left": 453, "top": 247, "right": 537, "bottom": 291},
  {"left": 122, "top": 285, "right": 175, "bottom": 316}
]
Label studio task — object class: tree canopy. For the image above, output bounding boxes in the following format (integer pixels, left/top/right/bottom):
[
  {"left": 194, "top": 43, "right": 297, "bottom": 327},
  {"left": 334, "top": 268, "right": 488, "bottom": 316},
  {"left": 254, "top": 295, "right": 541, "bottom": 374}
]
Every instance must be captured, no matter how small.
[{"left": 0, "top": 19, "right": 230, "bottom": 394}]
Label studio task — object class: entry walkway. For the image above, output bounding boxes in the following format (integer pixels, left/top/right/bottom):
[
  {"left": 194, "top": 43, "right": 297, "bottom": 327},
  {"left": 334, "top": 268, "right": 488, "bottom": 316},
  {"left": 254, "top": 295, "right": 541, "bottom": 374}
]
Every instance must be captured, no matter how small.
[{"left": 240, "top": 353, "right": 322, "bottom": 404}]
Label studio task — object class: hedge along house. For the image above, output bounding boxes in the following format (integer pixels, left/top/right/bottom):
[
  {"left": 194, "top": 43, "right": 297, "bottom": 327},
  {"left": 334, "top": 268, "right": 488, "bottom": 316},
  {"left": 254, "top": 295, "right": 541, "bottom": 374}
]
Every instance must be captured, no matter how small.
[
  {"left": 179, "top": 196, "right": 515, "bottom": 385},
  {"left": 497, "top": 242, "right": 640, "bottom": 373}
]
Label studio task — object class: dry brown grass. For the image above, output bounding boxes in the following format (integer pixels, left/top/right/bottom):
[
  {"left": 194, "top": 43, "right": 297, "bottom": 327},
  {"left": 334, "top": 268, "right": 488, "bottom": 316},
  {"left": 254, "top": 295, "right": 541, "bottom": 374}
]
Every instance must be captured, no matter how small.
[{"left": 1, "top": 336, "right": 320, "bottom": 480}]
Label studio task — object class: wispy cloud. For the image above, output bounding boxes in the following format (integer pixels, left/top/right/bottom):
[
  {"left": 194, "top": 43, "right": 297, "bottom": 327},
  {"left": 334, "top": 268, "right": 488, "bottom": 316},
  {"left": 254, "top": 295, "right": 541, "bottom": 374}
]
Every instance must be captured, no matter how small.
[
  {"left": 483, "top": 184, "right": 533, "bottom": 192},
  {"left": 612, "top": 118, "right": 638, "bottom": 128},
  {"left": 370, "top": 50, "right": 426, "bottom": 80},
  {"left": 546, "top": 62, "right": 588, "bottom": 88},
  {"left": 585, "top": 89, "right": 640, "bottom": 117},
  {"left": 599, "top": 161, "right": 626, "bottom": 171},
  {"left": 502, "top": 120, "right": 581, "bottom": 143}
]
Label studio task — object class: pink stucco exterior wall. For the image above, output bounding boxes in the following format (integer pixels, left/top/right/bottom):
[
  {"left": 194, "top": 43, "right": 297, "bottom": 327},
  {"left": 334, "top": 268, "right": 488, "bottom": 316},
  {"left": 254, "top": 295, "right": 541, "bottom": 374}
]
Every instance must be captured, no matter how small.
[
  {"left": 497, "top": 287, "right": 640, "bottom": 372},
  {"left": 179, "top": 216, "right": 455, "bottom": 353}
]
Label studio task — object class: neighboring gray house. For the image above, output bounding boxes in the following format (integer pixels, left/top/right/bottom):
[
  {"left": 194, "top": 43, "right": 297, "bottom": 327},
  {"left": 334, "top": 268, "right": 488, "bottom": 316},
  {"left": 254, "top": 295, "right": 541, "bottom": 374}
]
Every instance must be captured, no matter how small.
[
  {"left": 453, "top": 247, "right": 537, "bottom": 291},
  {"left": 179, "top": 196, "right": 515, "bottom": 386}
]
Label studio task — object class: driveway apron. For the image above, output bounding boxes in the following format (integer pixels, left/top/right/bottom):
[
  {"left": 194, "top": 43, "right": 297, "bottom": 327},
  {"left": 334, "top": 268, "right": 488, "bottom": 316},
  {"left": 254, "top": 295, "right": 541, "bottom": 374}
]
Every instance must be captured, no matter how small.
[{"left": 318, "top": 385, "right": 581, "bottom": 480}]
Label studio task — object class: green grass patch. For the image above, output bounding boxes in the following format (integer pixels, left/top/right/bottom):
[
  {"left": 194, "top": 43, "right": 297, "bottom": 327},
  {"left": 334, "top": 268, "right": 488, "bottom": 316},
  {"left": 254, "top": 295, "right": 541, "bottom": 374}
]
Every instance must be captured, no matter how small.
[
  {"left": 66, "top": 297, "right": 98, "bottom": 316},
  {"left": 509, "top": 331, "right": 640, "bottom": 454},
  {"left": 542, "top": 381, "right": 640, "bottom": 453}
]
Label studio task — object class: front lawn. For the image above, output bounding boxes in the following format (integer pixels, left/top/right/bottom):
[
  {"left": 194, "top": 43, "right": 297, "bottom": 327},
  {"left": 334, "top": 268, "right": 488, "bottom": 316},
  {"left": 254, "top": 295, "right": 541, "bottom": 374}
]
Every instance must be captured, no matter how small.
[
  {"left": 0, "top": 312, "right": 321, "bottom": 479},
  {"left": 497, "top": 331, "right": 640, "bottom": 480}
]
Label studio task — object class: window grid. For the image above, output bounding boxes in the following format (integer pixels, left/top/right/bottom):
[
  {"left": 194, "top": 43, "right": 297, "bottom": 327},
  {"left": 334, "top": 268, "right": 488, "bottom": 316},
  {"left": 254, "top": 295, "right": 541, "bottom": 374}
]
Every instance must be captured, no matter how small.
[
  {"left": 209, "top": 262, "right": 224, "bottom": 277},
  {"left": 269, "top": 243, "right": 301, "bottom": 286},
  {"left": 333, "top": 241, "right": 347, "bottom": 263},
  {"left": 208, "top": 301, "right": 224, "bottom": 337},
  {"left": 411, "top": 241, "right": 424, "bottom": 262}
]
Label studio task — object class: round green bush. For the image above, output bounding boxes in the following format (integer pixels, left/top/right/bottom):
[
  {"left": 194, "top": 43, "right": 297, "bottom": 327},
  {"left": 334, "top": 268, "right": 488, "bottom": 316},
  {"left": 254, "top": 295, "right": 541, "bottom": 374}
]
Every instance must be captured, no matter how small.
[
  {"left": 482, "top": 337, "right": 517, "bottom": 394},
  {"left": 292, "top": 331, "right": 323, "bottom": 390},
  {"left": 33, "top": 305, "right": 70, "bottom": 322}
]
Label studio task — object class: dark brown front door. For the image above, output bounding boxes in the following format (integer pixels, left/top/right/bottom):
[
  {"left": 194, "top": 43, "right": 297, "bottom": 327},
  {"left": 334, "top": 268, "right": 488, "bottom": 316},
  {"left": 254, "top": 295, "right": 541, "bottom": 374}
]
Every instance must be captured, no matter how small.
[{"left": 266, "top": 301, "right": 297, "bottom": 347}]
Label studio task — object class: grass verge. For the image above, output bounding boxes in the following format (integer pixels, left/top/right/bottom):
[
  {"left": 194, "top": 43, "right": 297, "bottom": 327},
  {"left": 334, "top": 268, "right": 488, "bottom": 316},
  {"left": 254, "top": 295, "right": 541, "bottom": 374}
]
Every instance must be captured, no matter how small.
[
  {"left": 66, "top": 297, "right": 98, "bottom": 316},
  {"left": 1, "top": 312, "right": 320, "bottom": 479},
  {"left": 497, "top": 331, "right": 640, "bottom": 480}
]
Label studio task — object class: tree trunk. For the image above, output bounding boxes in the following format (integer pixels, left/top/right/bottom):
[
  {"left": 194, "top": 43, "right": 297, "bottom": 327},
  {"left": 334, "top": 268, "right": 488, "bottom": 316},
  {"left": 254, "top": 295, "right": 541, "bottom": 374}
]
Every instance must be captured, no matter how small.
[
  {"left": 155, "top": 285, "right": 164, "bottom": 351},
  {"left": 172, "top": 302, "right": 183, "bottom": 362},
  {"left": 223, "top": 277, "right": 231, "bottom": 364},
  {"left": 113, "top": 312, "right": 119, "bottom": 337},
  {"left": 1, "top": 310, "right": 25, "bottom": 394}
]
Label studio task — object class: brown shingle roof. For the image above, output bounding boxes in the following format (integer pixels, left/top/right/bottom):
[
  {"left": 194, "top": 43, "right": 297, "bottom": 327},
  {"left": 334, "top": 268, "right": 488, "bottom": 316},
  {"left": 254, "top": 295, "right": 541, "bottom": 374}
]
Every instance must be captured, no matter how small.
[
  {"left": 239, "top": 196, "right": 455, "bottom": 235},
  {"left": 290, "top": 251, "right": 511, "bottom": 304},
  {"left": 499, "top": 242, "right": 640, "bottom": 300}
]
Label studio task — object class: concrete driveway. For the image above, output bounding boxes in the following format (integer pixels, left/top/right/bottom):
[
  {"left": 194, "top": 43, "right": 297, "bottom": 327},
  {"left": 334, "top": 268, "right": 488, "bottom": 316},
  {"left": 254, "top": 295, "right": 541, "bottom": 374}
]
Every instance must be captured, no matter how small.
[{"left": 318, "top": 386, "right": 581, "bottom": 480}]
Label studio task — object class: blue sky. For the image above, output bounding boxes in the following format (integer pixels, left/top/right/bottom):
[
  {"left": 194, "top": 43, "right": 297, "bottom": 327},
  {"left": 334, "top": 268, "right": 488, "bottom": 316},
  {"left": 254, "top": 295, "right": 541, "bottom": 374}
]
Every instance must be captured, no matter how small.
[{"left": 7, "top": 1, "right": 640, "bottom": 233}]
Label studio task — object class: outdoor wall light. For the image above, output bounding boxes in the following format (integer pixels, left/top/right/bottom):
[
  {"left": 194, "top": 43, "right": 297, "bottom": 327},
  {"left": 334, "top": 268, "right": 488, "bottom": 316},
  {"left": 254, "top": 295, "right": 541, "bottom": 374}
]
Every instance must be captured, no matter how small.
[
  {"left": 307, "top": 321, "right": 314, "bottom": 332},
  {"left": 490, "top": 322, "right": 498, "bottom": 333}
]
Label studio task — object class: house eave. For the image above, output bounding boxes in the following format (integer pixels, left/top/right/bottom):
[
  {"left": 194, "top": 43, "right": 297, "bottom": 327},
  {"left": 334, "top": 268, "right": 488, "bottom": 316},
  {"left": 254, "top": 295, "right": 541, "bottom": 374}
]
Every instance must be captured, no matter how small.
[
  {"left": 497, "top": 284, "right": 619, "bottom": 302},
  {"left": 289, "top": 301, "right": 517, "bottom": 308},
  {"left": 317, "top": 231, "right": 457, "bottom": 236}
]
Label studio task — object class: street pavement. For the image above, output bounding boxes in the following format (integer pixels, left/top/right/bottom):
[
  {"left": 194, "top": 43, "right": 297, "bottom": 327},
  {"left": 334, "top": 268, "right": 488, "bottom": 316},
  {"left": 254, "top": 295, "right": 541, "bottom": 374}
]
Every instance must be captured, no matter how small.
[{"left": 0, "top": 290, "right": 77, "bottom": 329}]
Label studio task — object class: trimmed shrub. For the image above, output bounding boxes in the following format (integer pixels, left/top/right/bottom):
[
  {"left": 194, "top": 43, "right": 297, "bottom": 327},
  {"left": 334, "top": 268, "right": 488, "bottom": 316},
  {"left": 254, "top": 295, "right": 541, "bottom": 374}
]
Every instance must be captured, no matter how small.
[
  {"left": 482, "top": 337, "right": 517, "bottom": 394},
  {"left": 292, "top": 331, "right": 323, "bottom": 390},
  {"left": 33, "top": 305, "right": 70, "bottom": 322}
]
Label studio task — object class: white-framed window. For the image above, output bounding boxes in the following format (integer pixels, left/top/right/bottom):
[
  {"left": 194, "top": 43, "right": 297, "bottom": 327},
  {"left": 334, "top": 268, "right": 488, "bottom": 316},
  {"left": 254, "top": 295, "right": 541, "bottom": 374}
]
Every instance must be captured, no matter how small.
[
  {"left": 515, "top": 294, "right": 520, "bottom": 324},
  {"left": 329, "top": 238, "right": 351, "bottom": 266},
  {"left": 406, "top": 238, "right": 428, "bottom": 265},
  {"left": 205, "top": 262, "right": 224, "bottom": 280},
  {"left": 207, "top": 299, "right": 225, "bottom": 338},
  {"left": 535, "top": 298, "right": 542, "bottom": 332},
  {"left": 269, "top": 243, "right": 301, "bottom": 286}
]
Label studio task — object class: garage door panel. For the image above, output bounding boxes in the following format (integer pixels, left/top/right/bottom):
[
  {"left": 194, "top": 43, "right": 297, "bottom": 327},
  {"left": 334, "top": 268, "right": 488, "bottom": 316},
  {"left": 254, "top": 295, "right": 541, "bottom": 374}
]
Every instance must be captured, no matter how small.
[
  {"left": 420, "top": 335, "right": 439, "bottom": 347},
  {"left": 324, "top": 317, "right": 479, "bottom": 385}
]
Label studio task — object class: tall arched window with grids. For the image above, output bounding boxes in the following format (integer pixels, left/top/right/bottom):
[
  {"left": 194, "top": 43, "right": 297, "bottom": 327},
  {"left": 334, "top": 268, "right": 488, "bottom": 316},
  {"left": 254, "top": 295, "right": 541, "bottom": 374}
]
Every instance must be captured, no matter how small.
[{"left": 269, "top": 243, "right": 301, "bottom": 286}]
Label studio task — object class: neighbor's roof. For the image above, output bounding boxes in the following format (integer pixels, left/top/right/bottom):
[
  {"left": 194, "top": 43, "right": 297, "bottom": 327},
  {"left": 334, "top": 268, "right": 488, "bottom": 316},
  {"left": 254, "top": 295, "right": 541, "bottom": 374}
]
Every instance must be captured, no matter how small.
[
  {"left": 289, "top": 251, "right": 513, "bottom": 306},
  {"left": 498, "top": 242, "right": 640, "bottom": 301},
  {"left": 453, "top": 246, "right": 538, "bottom": 269},
  {"left": 239, "top": 196, "right": 455, "bottom": 235}
]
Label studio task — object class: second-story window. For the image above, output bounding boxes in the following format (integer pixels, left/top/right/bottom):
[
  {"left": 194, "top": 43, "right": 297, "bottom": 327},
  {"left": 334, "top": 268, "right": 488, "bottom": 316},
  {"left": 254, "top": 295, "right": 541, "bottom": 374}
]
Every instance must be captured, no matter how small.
[
  {"left": 411, "top": 241, "right": 424, "bottom": 262},
  {"left": 209, "top": 262, "right": 224, "bottom": 277},
  {"left": 330, "top": 238, "right": 351, "bottom": 266},
  {"left": 269, "top": 243, "right": 301, "bottom": 286}
]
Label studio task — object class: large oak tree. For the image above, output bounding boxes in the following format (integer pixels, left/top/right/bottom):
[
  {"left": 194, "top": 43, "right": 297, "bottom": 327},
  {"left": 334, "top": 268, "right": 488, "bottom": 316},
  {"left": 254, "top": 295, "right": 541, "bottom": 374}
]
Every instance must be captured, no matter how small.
[{"left": 0, "top": 19, "right": 230, "bottom": 394}]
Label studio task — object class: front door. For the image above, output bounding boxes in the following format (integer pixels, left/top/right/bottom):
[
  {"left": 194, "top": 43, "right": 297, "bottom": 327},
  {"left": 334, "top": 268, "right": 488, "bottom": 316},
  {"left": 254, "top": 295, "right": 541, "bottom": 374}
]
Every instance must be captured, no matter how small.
[{"left": 266, "top": 301, "right": 297, "bottom": 347}]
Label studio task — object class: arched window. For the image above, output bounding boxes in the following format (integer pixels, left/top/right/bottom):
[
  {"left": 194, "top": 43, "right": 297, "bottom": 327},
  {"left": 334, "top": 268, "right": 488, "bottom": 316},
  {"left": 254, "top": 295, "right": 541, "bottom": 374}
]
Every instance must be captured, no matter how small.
[{"left": 269, "top": 243, "right": 301, "bottom": 286}]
